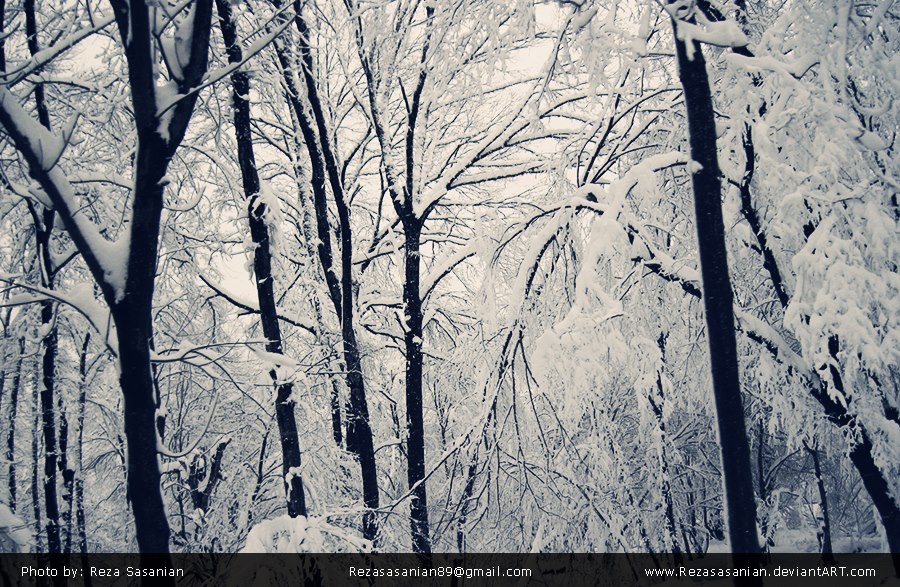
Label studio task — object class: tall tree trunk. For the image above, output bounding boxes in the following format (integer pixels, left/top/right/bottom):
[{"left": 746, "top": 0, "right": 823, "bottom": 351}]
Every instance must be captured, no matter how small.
[
  {"left": 217, "top": 0, "right": 307, "bottom": 518},
  {"left": 396, "top": 4, "right": 434, "bottom": 553},
  {"left": 75, "top": 333, "right": 90, "bottom": 556},
  {"left": 6, "top": 338, "right": 23, "bottom": 512},
  {"left": 31, "top": 368, "right": 42, "bottom": 552},
  {"left": 38, "top": 300, "right": 61, "bottom": 554},
  {"left": 59, "top": 392, "right": 73, "bottom": 554},
  {"left": 402, "top": 218, "right": 431, "bottom": 553},
  {"left": 291, "top": 1, "right": 379, "bottom": 539},
  {"left": 272, "top": 0, "right": 379, "bottom": 538},
  {"left": 25, "top": 0, "right": 63, "bottom": 554},
  {"left": 671, "top": 21, "right": 762, "bottom": 567}
]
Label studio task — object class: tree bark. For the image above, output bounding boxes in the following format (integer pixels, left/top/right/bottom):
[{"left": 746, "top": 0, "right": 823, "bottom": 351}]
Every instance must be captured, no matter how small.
[
  {"left": 75, "top": 333, "right": 90, "bottom": 556},
  {"left": 402, "top": 219, "right": 431, "bottom": 553},
  {"left": 5, "top": 338, "right": 23, "bottom": 512},
  {"left": 671, "top": 22, "right": 762, "bottom": 568},
  {"left": 114, "top": 305, "right": 171, "bottom": 554},
  {"left": 38, "top": 299, "right": 61, "bottom": 555},
  {"left": 217, "top": 0, "right": 307, "bottom": 519},
  {"left": 31, "top": 368, "right": 42, "bottom": 552}
]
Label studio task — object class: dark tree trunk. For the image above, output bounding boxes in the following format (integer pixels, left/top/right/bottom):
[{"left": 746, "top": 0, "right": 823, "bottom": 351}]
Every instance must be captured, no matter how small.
[
  {"left": 114, "top": 306, "right": 171, "bottom": 554},
  {"left": 6, "top": 338, "right": 23, "bottom": 512},
  {"left": 38, "top": 300, "right": 61, "bottom": 554},
  {"left": 402, "top": 219, "right": 431, "bottom": 554},
  {"left": 31, "top": 369, "right": 42, "bottom": 552},
  {"left": 75, "top": 334, "right": 90, "bottom": 557},
  {"left": 330, "top": 377, "right": 343, "bottom": 447},
  {"left": 671, "top": 24, "right": 762, "bottom": 567},
  {"left": 291, "top": 2, "right": 379, "bottom": 539},
  {"left": 217, "top": 0, "right": 307, "bottom": 518},
  {"left": 25, "top": 0, "right": 63, "bottom": 553},
  {"left": 60, "top": 392, "right": 74, "bottom": 554}
]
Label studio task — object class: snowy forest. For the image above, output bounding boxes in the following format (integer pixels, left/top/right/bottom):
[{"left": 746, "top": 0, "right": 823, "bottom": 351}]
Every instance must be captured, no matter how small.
[{"left": 0, "top": 0, "right": 897, "bottom": 564}]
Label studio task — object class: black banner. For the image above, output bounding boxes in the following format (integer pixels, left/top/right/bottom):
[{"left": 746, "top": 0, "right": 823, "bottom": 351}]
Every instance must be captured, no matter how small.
[{"left": 1, "top": 553, "right": 896, "bottom": 586}]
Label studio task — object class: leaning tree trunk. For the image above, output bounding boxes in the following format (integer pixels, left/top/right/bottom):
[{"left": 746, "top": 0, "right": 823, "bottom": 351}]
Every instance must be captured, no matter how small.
[
  {"left": 216, "top": 0, "right": 307, "bottom": 517},
  {"left": 670, "top": 19, "right": 762, "bottom": 569}
]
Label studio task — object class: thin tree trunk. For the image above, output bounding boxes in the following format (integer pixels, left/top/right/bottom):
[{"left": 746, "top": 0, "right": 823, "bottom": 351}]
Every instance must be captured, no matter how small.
[
  {"left": 75, "top": 334, "right": 89, "bottom": 557},
  {"left": 31, "top": 368, "right": 43, "bottom": 553},
  {"left": 59, "top": 392, "right": 73, "bottom": 554},
  {"left": 25, "top": 0, "right": 63, "bottom": 554},
  {"left": 216, "top": 0, "right": 307, "bottom": 518},
  {"left": 671, "top": 19, "right": 762, "bottom": 570},
  {"left": 649, "top": 335, "right": 683, "bottom": 563},
  {"left": 6, "top": 338, "right": 23, "bottom": 512},
  {"left": 37, "top": 300, "right": 62, "bottom": 554}
]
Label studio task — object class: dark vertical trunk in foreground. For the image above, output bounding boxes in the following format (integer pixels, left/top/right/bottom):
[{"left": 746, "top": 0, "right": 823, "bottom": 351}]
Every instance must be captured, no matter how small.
[
  {"left": 217, "top": 0, "right": 307, "bottom": 518},
  {"left": 38, "top": 297, "right": 61, "bottom": 555},
  {"left": 114, "top": 303, "right": 171, "bottom": 554},
  {"left": 672, "top": 25, "right": 762, "bottom": 570},
  {"left": 402, "top": 219, "right": 430, "bottom": 554}
]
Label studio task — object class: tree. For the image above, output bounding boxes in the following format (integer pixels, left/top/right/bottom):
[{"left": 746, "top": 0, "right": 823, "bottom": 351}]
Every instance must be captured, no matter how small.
[
  {"left": 663, "top": 2, "right": 762, "bottom": 564},
  {"left": 0, "top": 0, "right": 216, "bottom": 557},
  {"left": 216, "top": 0, "right": 307, "bottom": 520}
]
